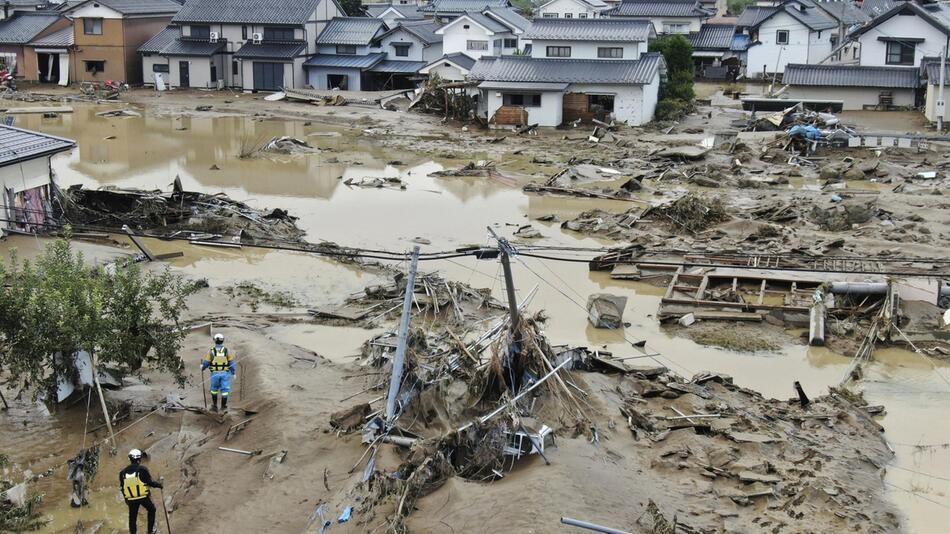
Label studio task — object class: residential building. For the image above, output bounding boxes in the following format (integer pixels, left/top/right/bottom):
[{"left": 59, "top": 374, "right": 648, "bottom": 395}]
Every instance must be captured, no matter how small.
[
  {"left": 370, "top": 19, "right": 443, "bottom": 88},
  {"left": 0, "top": 124, "right": 74, "bottom": 234},
  {"left": 418, "top": 50, "right": 475, "bottom": 79},
  {"left": 811, "top": 1, "right": 868, "bottom": 63},
  {"left": 364, "top": 3, "right": 424, "bottom": 26},
  {"left": 781, "top": 63, "right": 918, "bottom": 109},
  {"left": 434, "top": 7, "right": 530, "bottom": 59},
  {"left": 0, "top": 11, "right": 66, "bottom": 78},
  {"left": 688, "top": 23, "right": 742, "bottom": 76},
  {"left": 418, "top": 0, "right": 511, "bottom": 22},
  {"left": 24, "top": 23, "right": 73, "bottom": 84},
  {"left": 849, "top": 2, "right": 950, "bottom": 69},
  {"left": 304, "top": 17, "right": 388, "bottom": 90},
  {"left": 141, "top": 0, "right": 344, "bottom": 90},
  {"left": 471, "top": 18, "right": 665, "bottom": 127},
  {"left": 0, "top": 0, "right": 52, "bottom": 20},
  {"left": 536, "top": 0, "right": 610, "bottom": 20},
  {"left": 603, "top": 0, "right": 711, "bottom": 35},
  {"left": 740, "top": 0, "right": 836, "bottom": 76},
  {"left": 62, "top": 0, "right": 180, "bottom": 84}
]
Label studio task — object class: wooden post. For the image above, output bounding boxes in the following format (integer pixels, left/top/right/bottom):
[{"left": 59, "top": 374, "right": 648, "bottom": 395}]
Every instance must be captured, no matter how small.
[
  {"left": 91, "top": 352, "right": 117, "bottom": 453},
  {"left": 809, "top": 293, "right": 826, "bottom": 347},
  {"left": 384, "top": 246, "right": 420, "bottom": 426}
]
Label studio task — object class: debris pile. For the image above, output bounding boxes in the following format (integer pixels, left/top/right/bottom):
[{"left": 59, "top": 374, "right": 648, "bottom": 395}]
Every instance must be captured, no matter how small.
[{"left": 408, "top": 77, "right": 477, "bottom": 121}]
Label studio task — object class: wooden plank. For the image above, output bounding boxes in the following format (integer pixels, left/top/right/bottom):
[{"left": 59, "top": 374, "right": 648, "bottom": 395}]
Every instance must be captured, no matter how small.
[
  {"left": 693, "top": 311, "right": 763, "bottom": 321},
  {"left": 664, "top": 267, "right": 683, "bottom": 300},
  {"left": 661, "top": 297, "right": 810, "bottom": 312},
  {"left": 3, "top": 106, "right": 73, "bottom": 114},
  {"left": 695, "top": 275, "right": 709, "bottom": 301},
  {"left": 124, "top": 227, "right": 157, "bottom": 261},
  {"left": 494, "top": 105, "right": 528, "bottom": 126},
  {"left": 757, "top": 279, "right": 767, "bottom": 305}
]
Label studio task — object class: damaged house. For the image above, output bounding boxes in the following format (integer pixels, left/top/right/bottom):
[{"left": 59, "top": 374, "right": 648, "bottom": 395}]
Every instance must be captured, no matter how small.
[
  {"left": 470, "top": 18, "right": 664, "bottom": 127},
  {"left": 0, "top": 124, "right": 75, "bottom": 235},
  {"left": 304, "top": 17, "right": 388, "bottom": 90}
]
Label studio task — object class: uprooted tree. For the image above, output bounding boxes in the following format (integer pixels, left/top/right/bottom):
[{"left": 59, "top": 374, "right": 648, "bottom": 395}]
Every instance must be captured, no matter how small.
[{"left": 0, "top": 236, "right": 193, "bottom": 398}]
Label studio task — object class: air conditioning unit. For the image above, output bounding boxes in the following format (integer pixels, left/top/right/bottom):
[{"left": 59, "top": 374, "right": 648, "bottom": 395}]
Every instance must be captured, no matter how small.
[
  {"left": 251, "top": 33, "right": 262, "bottom": 44},
  {"left": 209, "top": 31, "right": 219, "bottom": 42}
]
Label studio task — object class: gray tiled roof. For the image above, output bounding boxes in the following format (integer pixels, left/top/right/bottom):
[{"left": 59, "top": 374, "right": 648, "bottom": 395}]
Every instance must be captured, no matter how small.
[
  {"left": 304, "top": 52, "right": 386, "bottom": 69},
  {"left": 379, "top": 19, "right": 442, "bottom": 44},
  {"left": 523, "top": 18, "right": 653, "bottom": 42},
  {"left": 458, "top": 11, "right": 508, "bottom": 32},
  {"left": 173, "top": 0, "right": 317, "bottom": 24},
  {"left": 369, "top": 59, "right": 427, "bottom": 72},
  {"left": 688, "top": 23, "right": 734, "bottom": 49},
  {"left": 29, "top": 26, "right": 73, "bottom": 47},
  {"left": 783, "top": 63, "right": 920, "bottom": 88},
  {"left": 0, "top": 124, "right": 75, "bottom": 167},
  {"left": 605, "top": 0, "right": 708, "bottom": 18},
  {"left": 861, "top": 0, "right": 899, "bottom": 18},
  {"left": 161, "top": 38, "right": 226, "bottom": 56},
  {"left": 478, "top": 80, "right": 569, "bottom": 90},
  {"left": 925, "top": 60, "right": 950, "bottom": 85},
  {"left": 736, "top": 6, "right": 775, "bottom": 27},
  {"left": 423, "top": 51, "right": 476, "bottom": 71},
  {"left": 815, "top": 1, "right": 869, "bottom": 25},
  {"left": 316, "top": 17, "right": 387, "bottom": 45},
  {"left": 0, "top": 13, "right": 60, "bottom": 45},
  {"left": 418, "top": 0, "right": 509, "bottom": 14},
  {"left": 137, "top": 25, "right": 177, "bottom": 53},
  {"left": 469, "top": 52, "right": 665, "bottom": 84},
  {"left": 365, "top": 3, "right": 423, "bottom": 19},
  {"left": 234, "top": 41, "right": 306, "bottom": 59},
  {"left": 71, "top": 0, "right": 182, "bottom": 15},
  {"left": 484, "top": 7, "right": 530, "bottom": 32},
  {"left": 780, "top": 3, "right": 836, "bottom": 30}
]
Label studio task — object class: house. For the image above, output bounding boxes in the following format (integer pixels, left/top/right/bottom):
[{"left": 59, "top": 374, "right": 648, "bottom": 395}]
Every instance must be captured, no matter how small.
[
  {"left": 364, "top": 3, "right": 424, "bottom": 26},
  {"left": 811, "top": 1, "right": 868, "bottom": 62},
  {"left": 603, "top": 0, "right": 710, "bottom": 35},
  {"left": 304, "top": 17, "right": 388, "bottom": 90},
  {"left": 61, "top": 0, "right": 180, "bottom": 84},
  {"left": 141, "top": 0, "right": 344, "bottom": 91},
  {"left": 849, "top": 2, "right": 950, "bottom": 69},
  {"left": 536, "top": 0, "right": 611, "bottom": 20},
  {"left": 688, "top": 24, "right": 741, "bottom": 76},
  {"left": 0, "top": 124, "right": 74, "bottom": 234},
  {"left": 24, "top": 24, "right": 73, "bottom": 85},
  {"left": 781, "top": 63, "right": 919, "bottom": 109},
  {"left": 740, "top": 0, "right": 836, "bottom": 77},
  {"left": 418, "top": 50, "right": 475, "bottom": 80},
  {"left": 418, "top": 0, "right": 511, "bottom": 22},
  {"left": 0, "top": 0, "right": 53, "bottom": 20},
  {"left": 369, "top": 19, "right": 443, "bottom": 88},
  {"left": 471, "top": 18, "right": 664, "bottom": 127},
  {"left": 434, "top": 7, "right": 530, "bottom": 59},
  {"left": 0, "top": 11, "right": 66, "bottom": 78}
]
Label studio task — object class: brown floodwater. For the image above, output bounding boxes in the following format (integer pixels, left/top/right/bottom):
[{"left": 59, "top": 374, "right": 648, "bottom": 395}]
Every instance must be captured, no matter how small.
[{"left": 1, "top": 103, "right": 948, "bottom": 533}]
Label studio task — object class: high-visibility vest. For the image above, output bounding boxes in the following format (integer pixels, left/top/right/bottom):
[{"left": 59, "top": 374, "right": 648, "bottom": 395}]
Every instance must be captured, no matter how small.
[
  {"left": 122, "top": 472, "right": 149, "bottom": 501},
  {"left": 209, "top": 347, "right": 231, "bottom": 372}
]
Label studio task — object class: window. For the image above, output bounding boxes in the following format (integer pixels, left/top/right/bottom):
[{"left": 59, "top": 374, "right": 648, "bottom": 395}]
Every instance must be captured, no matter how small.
[
  {"left": 242, "top": 25, "right": 248, "bottom": 40},
  {"left": 84, "top": 60, "right": 105, "bottom": 73},
  {"left": 503, "top": 38, "right": 517, "bottom": 48},
  {"left": 588, "top": 94, "right": 615, "bottom": 113},
  {"left": 503, "top": 93, "right": 541, "bottom": 107},
  {"left": 337, "top": 44, "right": 357, "bottom": 54},
  {"left": 152, "top": 63, "right": 169, "bottom": 73},
  {"left": 393, "top": 43, "right": 411, "bottom": 57},
  {"left": 885, "top": 41, "right": 914, "bottom": 65},
  {"left": 467, "top": 40, "right": 488, "bottom": 51},
  {"left": 564, "top": 12, "right": 572, "bottom": 18},
  {"left": 579, "top": 13, "right": 588, "bottom": 18},
  {"left": 597, "top": 47, "right": 623, "bottom": 58},
  {"left": 263, "top": 27, "right": 295, "bottom": 41},
  {"left": 547, "top": 46, "right": 571, "bottom": 57},
  {"left": 776, "top": 30, "right": 789, "bottom": 45},
  {"left": 232, "top": 60, "right": 238, "bottom": 76},
  {"left": 662, "top": 22, "right": 689, "bottom": 34},
  {"left": 83, "top": 18, "right": 102, "bottom": 35},
  {"left": 190, "top": 25, "right": 211, "bottom": 39},
  {"left": 542, "top": 12, "right": 557, "bottom": 18},
  {"left": 327, "top": 73, "right": 348, "bottom": 89}
]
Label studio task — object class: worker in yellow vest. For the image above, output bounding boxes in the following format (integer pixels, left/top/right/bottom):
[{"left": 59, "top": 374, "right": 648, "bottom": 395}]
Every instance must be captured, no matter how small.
[
  {"left": 119, "top": 449, "right": 163, "bottom": 534},
  {"left": 201, "top": 333, "right": 236, "bottom": 412}
]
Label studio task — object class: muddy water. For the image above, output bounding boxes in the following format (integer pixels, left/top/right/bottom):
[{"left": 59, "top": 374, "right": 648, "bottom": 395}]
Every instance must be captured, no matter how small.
[{"left": 2, "top": 104, "right": 949, "bottom": 532}]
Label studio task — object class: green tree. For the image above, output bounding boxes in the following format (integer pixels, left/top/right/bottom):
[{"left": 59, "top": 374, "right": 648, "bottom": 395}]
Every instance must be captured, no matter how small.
[
  {"left": 727, "top": 0, "right": 756, "bottom": 16},
  {"left": 0, "top": 237, "right": 193, "bottom": 397},
  {"left": 649, "top": 34, "right": 694, "bottom": 76},
  {"left": 649, "top": 34, "right": 696, "bottom": 121}
]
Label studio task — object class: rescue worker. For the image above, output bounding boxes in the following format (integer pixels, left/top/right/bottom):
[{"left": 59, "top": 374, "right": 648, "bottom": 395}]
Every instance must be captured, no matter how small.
[
  {"left": 120, "top": 449, "right": 162, "bottom": 534},
  {"left": 201, "top": 333, "right": 236, "bottom": 412}
]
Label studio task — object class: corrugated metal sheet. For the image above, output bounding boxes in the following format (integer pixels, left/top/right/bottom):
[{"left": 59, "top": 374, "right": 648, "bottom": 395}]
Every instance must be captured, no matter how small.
[
  {"left": 29, "top": 26, "right": 74, "bottom": 48},
  {"left": 316, "top": 17, "right": 387, "bottom": 45},
  {"left": 304, "top": 52, "right": 386, "bottom": 69},
  {"left": 687, "top": 23, "right": 734, "bottom": 49},
  {"left": 418, "top": 0, "right": 509, "bottom": 14},
  {"left": 137, "top": 26, "right": 177, "bottom": 54},
  {"left": 783, "top": 64, "right": 920, "bottom": 88},
  {"left": 479, "top": 80, "right": 569, "bottom": 90},
  {"left": 924, "top": 61, "right": 950, "bottom": 85},
  {"left": 0, "top": 124, "right": 75, "bottom": 167},
  {"left": 606, "top": 0, "right": 707, "bottom": 18},
  {"left": 370, "top": 60, "right": 427, "bottom": 73},
  {"left": 523, "top": 19, "right": 653, "bottom": 42},
  {"left": 470, "top": 53, "right": 664, "bottom": 84},
  {"left": 161, "top": 38, "right": 226, "bottom": 57},
  {"left": 234, "top": 41, "right": 306, "bottom": 59},
  {"left": 0, "top": 13, "right": 60, "bottom": 45},
  {"left": 173, "top": 0, "right": 316, "bottom": 24}
]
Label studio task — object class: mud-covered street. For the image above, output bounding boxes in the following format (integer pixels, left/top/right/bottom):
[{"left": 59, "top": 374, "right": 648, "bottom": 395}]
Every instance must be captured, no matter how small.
[{"left": 1, "top": 85, "right": 949, "bottom": 533}]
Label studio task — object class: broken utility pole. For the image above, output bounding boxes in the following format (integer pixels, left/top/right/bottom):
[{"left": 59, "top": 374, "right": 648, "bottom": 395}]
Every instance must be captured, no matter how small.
[
  {"left": 384, "top": 245, "right": 421, "bottom": 427},
  {"left": 487, "top": 226, "right": 523, "bottom": 391}
]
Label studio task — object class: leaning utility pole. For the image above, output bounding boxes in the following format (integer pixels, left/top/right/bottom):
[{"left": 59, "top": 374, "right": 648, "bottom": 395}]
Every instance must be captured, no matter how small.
[
  {"left": 487, "top": 227, "right": 524, "bottom": 391},
  {"left": 384, "top": 246, "right": 420, "bottom": 426}
]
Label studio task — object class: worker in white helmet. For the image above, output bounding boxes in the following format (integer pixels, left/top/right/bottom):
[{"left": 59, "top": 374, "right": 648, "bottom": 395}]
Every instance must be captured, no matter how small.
[
  {"left": 119, "top": 449, "right": 163, "bottom": 534},
  {"left": 201, "top": 333, "right": 236, "bottom": 412}
]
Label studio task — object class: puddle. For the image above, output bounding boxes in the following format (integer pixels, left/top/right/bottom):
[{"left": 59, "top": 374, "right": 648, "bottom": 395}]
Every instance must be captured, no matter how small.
[{"left": 266, "top": 323, "right": 389, "bottom": 364}]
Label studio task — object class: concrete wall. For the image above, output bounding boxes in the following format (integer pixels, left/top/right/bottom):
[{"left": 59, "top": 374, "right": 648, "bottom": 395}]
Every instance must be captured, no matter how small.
[
  {"left": 529, "top": 39, "right": 643, "bottom": 59},
  {"left": 440, "top": 19, "right": 511, "bottom": 58},
  {"left": 746, "top": 11, "right": 826, "bottom": 76},
  {"left": 784, "top": 85, "right": 916, "bottom": 110},
  {"left": 307, "top": 66, "right": 362, "bottom": 90},
  {"left": 485, "top": 89, "right": 564, "bottom": 126},
  {"left": 537, "top": 0, "right": 601, "bottom": 19},
  {"left": 858, "top": 13, "right": 949, "bottom": 68}
]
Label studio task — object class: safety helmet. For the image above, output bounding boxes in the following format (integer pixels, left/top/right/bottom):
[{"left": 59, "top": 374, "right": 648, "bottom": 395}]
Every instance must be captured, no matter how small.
[
  {"left": 128, "top": 449, "right": 143, "bottom": 461},
  {"left": 213, "top": 333, "right": 225, "bottom": 343}
]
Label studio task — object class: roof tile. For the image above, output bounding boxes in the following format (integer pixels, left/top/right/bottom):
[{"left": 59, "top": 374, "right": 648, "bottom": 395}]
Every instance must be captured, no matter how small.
[
  {"left": 316, "top": 17, "right": 387, "bottom": 45},
  {"left": 523, "top": 18, "right": 654, "bottom": 42},
  {"left": 783, "top": 63, "right": 920, "bottom": 88},
  {"left": 469, "top": 52, "right": 665, "bottom": 84}
]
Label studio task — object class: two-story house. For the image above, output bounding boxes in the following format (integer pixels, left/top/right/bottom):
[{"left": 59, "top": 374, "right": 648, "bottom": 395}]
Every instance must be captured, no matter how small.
[
  {"left": 603, "top": 0, "right": 710, "bottom": 35},
  {"left": 471, "top": 18, "right": 664, "bottom": 127},
  {"left": 536, "top": 0, "right": 611, "bottom": 20},
  {"left": 62, "top": 0, "right": 180, "bottom": 84},
  {"left": 418, "top": 0, "right": 512, "bottom": 22},
  {"left": 364, "top": 3, "right": 424, "bottom": 26},
  {"left": 140, "top": 0, "right": 344, "bottom": 91},
  {"left": 368, "top": 19, "right": 443, "bottom": 88},
  {"left": 740, "top": 0, "right": 836, "bottom": 76},
  {"left": 434, "top": 7, "right": 530, "bottom": 59},
  {"left": 304, "top": 17, "right": 388, "bottom": 90},
  {"left": 0, "top": 0, "right": 54, "bottom": 21}
]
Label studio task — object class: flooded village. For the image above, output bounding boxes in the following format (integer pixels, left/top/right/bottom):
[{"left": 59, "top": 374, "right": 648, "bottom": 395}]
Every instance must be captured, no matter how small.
[{"left": 1, "top": 0, "right": 950, "bottom": 533}]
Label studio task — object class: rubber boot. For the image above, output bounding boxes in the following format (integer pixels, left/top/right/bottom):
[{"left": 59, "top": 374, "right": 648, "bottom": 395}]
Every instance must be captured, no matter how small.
[
  {"left": 221, "top": 395, "right": 229, "bottom": 413},
  {"left": 210, "top": 393, "right": 218, "bottom": 412}
]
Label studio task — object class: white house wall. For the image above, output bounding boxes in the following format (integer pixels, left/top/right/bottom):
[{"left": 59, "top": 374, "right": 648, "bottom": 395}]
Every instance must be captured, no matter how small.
[
  {"left": 642, "top": 71, "right": 659, "bottom": 123},
  {"left": 806, "top": 24, "right": 832, "bottom": 64},
  {"left": 529, "top": 39, "right": 644, "bottom": 59},
  {"left": 570, "top": 83, "right": 647, "bottom": 124},
  {"left": 613, "top": 16, "right": 700, "bottom": 35},
  {"left": 141, "top": 54, "right": 168, "bottom": 85},
  {"left": 857, "top": 14, "right": 949, "bottom": 67},
  {"left": 537, "top": 0, "right": 601, "bottom": 19},
  {"left": 377, "top": 29, "right": 443, "bottom": 62},
  {"left": 307, "top": 66, "right": 363, "bottom": 90},
  {"left": 441, "top": 22, "right": 505, "bottom": 58},
  {"left": 425, "top": 62, "right": 465, "bottom": 80},
  {"left": 0, "top": 157, "right": 51, "bottom": 193},
  {"left": 746, "top": 12, "right": 815, "bottom": 76},
  {"left": 485, "top": 89, "right": 564, "bottom": 126},
  {"left": 784, "top": 86, "right": 916, "bottom": 110},
  {"left": 69, "top": 4, "right": 123, "bottom": 19}
]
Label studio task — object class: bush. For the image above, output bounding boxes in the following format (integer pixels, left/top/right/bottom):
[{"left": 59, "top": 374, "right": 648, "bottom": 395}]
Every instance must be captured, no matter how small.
[
  {"left": 649, "top": 34, "right": 694, "bottom": 77},
  {"left": 663, "top": 71, "right": 696, "bottom": 102},
  {"left": 727, "top": 0, "right": 756, "bottom": 15},
  {"left": 655, "top": 99, "right": 690, "bottom": 121},
  {"left": 649, "top": 35, "right": 695, "bottom": 123}
]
